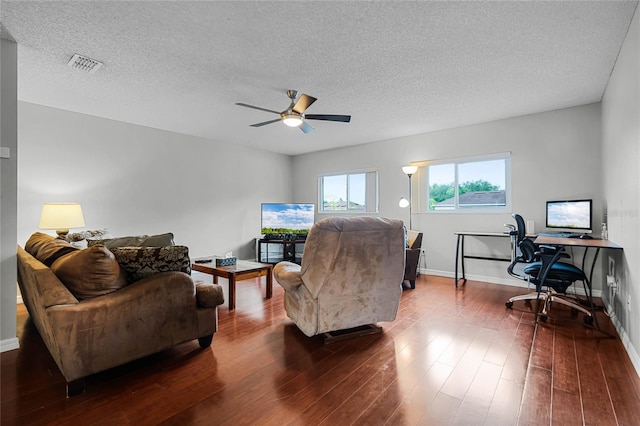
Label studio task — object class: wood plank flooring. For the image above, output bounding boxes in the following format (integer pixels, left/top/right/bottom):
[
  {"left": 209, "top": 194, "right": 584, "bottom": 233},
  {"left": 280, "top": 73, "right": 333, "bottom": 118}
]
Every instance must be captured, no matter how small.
[{"left": 2, "top": 274, "right": 640, "bottom": 425}]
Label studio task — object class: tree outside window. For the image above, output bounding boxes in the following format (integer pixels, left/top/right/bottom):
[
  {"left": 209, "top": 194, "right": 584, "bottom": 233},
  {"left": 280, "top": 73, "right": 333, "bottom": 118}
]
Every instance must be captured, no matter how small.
[{"left": 426, "top": 155, "right": 510, "bottom": 212}]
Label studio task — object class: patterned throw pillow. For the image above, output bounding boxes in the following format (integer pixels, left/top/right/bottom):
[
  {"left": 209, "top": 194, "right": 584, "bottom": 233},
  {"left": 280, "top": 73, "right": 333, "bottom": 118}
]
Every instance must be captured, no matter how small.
[
  {"left": 65, "top": 228, "right": 111, "bottom": 243},
  {"left": 109, "top": 245, "right": 191, "bottom": 283}
]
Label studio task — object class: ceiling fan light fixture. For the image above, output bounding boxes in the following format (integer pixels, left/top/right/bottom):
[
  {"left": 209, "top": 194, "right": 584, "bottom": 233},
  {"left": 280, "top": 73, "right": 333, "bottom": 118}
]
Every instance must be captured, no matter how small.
[{"left": 282, "top": 113, "right": 303, "bottom": 127}]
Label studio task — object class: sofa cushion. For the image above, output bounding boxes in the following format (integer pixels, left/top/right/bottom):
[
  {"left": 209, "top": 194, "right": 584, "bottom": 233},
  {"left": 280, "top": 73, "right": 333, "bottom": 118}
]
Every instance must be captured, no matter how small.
[
  {"left": 25, "top": 232, "right": 79, "bottom": 266},
  {"left": 109, "top": 245, "right": 191, "bottom": 283},
  {"left": 88, "top": 235, "right": 146, "bottom": 248},
  {"left": 51, "top": 245, "right": 128, "bottom": 299},
  {"left": 139, "top": 232, "right": 175, "bottom": 247},
  {"left": 88, "top": 232, "right": 174, "bottom": 248}
]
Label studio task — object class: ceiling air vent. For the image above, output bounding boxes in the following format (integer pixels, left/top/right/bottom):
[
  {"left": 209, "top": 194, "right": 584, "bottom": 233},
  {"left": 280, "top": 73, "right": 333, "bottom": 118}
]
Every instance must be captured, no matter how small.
[{"left": 67, "top": 53, "right": 103, "bottom": 74}]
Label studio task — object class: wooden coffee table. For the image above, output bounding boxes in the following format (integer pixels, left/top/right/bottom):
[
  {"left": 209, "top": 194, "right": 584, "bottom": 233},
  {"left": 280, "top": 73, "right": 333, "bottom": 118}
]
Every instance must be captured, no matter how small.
[{"left": 191, "top": 259, "right": 273, "bottom": 311}]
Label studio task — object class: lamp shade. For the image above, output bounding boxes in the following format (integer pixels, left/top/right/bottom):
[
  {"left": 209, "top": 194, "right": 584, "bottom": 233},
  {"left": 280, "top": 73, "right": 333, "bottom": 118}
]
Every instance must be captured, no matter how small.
[
  {"left": 402, "top": 165, "right": 418, "bottom": 176},
  {"left": 39, "top": 203, "right": 85, "bottom": 236},
  {"left": 399, "top": 197, "right": 410, "bottom": 208}
]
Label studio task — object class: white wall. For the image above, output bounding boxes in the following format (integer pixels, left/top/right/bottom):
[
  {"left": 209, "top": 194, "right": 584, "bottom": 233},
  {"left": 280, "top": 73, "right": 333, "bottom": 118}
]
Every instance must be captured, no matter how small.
[
  {"left": 0, "top": 39, "right": 19, "bottom": 352},
  {"left": 17, "top": 102, "right": 292, "bottom": 260},
  {"left": 293, "top": 103, "right": 603, "bottom": 288},
  {"left": 602, "top": 7, "right": 640, "bottom": 373}
]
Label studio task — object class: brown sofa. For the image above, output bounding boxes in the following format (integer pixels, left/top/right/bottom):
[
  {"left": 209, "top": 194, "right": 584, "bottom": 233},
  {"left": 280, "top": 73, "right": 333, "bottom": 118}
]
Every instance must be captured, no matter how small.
[{"left": 17, "top": 233, "right": 224, "bottom": 396}]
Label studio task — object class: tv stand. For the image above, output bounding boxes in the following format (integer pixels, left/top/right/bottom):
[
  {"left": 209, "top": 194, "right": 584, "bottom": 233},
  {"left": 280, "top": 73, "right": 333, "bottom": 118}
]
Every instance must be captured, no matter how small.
[{"left": 258, "top": 239, "right": 305, "bottom": 264}]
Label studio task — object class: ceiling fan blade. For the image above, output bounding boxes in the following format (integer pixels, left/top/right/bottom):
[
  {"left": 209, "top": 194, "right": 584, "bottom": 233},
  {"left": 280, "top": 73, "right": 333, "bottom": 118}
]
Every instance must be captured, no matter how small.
[
  {"left": 299, "top": 121, "right": 315, "bottom": 134},
  {"left": 235, "top": 103, "right": 281, "bottom": 115},
  {"left": 250, "top": 118, "right": 282, "bottom": 127},
  {"left": 305, "top": 114, "right": 351, "bottom": 123},
  {"left": 292, "top": 94, "right": 317, "bottom": 114}
]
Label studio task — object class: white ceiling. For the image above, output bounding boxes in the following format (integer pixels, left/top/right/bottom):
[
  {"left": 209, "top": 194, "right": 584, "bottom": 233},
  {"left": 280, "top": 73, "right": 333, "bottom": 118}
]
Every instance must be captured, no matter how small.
[{"left": 1, "top": 1, "right": 637, "bottom": 156}]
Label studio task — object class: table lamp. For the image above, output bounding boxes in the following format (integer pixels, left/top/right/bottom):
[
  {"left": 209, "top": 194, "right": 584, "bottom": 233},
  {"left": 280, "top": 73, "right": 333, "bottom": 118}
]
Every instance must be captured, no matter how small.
[{"left": 39, "top": 202, "right": 85, "bottom": 238}]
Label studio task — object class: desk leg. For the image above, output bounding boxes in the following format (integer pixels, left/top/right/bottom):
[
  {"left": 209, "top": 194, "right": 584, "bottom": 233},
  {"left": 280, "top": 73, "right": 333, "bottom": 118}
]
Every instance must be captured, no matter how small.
[
  {"left": 455, "top": 234, "right": 466, "bottom": 288},
  {"left": 228, "top": 274, "right": 236, "bottom": 311},
  {"left": 586, "top": 247, "right": 601, "bottom": 330},
  {"left": 461, "top": 235, "right": 466, "bottom": 282},
  {"left": 266, "top": 266, "right": 273, "bottom": 299}
]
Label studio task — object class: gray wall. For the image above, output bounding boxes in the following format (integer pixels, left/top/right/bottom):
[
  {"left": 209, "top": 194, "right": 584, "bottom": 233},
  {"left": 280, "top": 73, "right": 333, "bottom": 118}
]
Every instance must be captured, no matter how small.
[
  {"left": 602, "top": 7, "right": 640, "bottom": 373},
  {"left": 16, "top": 102, "right": 292, "bottom": 260},
  {"left": 0, "top": 39, "right": 18, "bottom": 351},
  {"left": 293, "top": 103, "right": 603, "bottom": 287}
]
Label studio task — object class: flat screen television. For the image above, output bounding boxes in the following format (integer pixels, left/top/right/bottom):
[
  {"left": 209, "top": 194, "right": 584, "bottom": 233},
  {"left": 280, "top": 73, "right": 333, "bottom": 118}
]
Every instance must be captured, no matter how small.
[
  {"left": 545, "top": 199, "right": 592, "bottom": 233},
  {"left": 261, "top": 203, "right": 315, "bottom": 235}
]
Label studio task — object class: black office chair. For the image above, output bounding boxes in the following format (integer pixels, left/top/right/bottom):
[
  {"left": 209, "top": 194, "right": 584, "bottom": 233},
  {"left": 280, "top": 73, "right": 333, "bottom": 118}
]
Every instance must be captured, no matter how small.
[{"left": 505, "top": 214, "right": 595, "bottom": 325}]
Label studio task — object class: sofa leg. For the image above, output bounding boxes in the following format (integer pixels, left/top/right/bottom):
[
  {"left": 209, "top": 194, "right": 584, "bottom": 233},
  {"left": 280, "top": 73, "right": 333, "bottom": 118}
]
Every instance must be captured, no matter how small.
[
  {"left": 66, "top": 379, "right": 85, "bottom": 397},
  {"left": 198, "top": 334, "right": 214, "bottom": 348},
  {"left": 410, "top": 279, "right": 415, "bottom": 289}
]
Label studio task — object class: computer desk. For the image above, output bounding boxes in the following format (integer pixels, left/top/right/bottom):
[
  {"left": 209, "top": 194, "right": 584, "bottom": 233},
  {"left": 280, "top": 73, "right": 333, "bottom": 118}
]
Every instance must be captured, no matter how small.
[
  {"left": 454, "top": 231, "right": 514, "bottom": 287},
  {"left": 533, "top": 235, "right": 623, "bottom": 286},
  {"left": 533, "top": 235, "right": 622, "bottom": 283},
  {"left": 533, "top": 236, "right": 622, "bottom": 332},
  {"left": 454, "top": 232, "right": 623, "bottom": 288}
]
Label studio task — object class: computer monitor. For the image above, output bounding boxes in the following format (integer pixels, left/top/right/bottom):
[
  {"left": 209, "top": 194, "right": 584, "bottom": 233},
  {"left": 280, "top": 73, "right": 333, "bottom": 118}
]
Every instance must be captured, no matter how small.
[{"left": 545, "top": 199, "right": 592, "bottom": 233}]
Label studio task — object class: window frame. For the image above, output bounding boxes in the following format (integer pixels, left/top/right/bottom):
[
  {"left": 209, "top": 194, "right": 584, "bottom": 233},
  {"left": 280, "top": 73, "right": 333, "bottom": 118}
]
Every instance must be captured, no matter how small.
[
  {"left": 416, "top": 152, "right": 511, "bottom": 214},
  {"left": 318, "top": 169, "right": 379, "bottom": 214}
]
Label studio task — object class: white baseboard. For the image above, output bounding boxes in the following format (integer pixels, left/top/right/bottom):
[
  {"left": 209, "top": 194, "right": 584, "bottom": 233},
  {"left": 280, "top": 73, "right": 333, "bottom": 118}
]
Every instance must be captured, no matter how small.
[
  {"left": 0, "top": 337, "right": 19, "bottom": 353},
  {"left": 419, "top": 268, "right": 602, "bottom": 299},
  {"left": 603, "top": 300, "right": 640, "bottom": 378}
]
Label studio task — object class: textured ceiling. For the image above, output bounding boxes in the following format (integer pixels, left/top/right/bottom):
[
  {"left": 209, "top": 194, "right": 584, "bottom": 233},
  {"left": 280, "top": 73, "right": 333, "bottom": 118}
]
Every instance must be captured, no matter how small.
[{"left": 1, "top": 1, "right": 637, "bottom": 155}]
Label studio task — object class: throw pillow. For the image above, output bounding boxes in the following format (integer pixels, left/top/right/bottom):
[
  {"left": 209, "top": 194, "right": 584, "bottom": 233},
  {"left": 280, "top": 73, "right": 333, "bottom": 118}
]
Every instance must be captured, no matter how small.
[
  {"left": 109, "top": 245, "right": 191, "bottom": 283},
  {"left": 51, "top": 245, "right": 128, "bottom": 299},
  {"left": 65, "top": 228, "right": 111, "bottom": 242},
  {"left": 66, "top": 228, "right": 112, "bottom": 249},
  {"left": 25, "top": 232, "right": 79, "bottom": 266}
]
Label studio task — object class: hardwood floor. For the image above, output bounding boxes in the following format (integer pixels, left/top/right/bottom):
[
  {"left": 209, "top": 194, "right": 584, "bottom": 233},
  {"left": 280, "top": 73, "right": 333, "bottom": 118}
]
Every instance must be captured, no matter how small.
[{"left": 2, "top": 274, "right": 640, "bottom": 425}]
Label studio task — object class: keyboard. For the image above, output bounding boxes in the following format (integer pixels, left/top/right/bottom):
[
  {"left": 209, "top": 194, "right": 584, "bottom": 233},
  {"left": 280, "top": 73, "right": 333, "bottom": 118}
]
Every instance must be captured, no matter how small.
[{"left": 537, "top": 232, "right": 577, "bottom": 238}]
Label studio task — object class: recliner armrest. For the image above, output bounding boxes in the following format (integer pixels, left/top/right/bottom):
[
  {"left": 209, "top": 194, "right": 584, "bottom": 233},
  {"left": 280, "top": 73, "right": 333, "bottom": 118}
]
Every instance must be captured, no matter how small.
[{"left": 273, "top": 261, "right": 303, "bottom": 292}]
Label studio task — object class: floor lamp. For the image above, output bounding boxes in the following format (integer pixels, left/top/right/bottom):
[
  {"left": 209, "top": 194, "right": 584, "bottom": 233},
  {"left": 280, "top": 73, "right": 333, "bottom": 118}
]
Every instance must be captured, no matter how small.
[{"left": 400, "top": 165, "right": 417, "bottom": 230}]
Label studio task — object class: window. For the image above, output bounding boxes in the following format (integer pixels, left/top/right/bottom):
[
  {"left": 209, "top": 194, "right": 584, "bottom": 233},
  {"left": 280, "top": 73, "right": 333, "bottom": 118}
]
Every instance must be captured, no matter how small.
[
  {"left": 319, "top": 170, "right": 378, "bottom": 213},
  {"left": 421, "top": 153, "right": 511, "bottom": 213}
]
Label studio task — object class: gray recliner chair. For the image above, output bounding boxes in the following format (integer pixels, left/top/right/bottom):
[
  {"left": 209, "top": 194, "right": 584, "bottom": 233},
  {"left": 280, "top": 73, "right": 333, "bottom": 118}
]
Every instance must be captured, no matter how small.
[{"left": 273, "top": 216, "right": 405, "bottom": 338}]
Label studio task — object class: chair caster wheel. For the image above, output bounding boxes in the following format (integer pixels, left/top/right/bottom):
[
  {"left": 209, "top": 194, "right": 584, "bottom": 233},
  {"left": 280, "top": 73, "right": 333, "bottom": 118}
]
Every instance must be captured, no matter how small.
[
  {"left": 584, "top": 315, "right": 594, "bottom": 325},
  {"left": 505, "top": 301, "right": 513, "bottom": 309}
]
